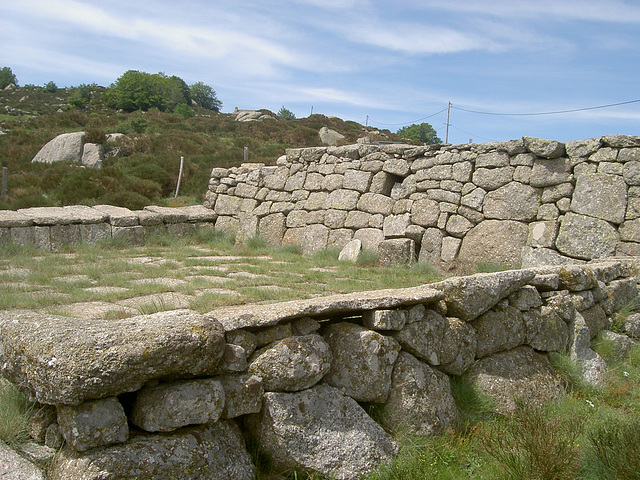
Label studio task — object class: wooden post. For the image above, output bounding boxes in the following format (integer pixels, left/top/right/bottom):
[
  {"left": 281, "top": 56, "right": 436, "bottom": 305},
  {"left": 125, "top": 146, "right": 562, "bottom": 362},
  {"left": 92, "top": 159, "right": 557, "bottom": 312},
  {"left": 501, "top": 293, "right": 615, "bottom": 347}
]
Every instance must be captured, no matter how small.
[
  {"left": 1, "top": 167, "right": 7, "bottom": 202},
  {"left": 174, "top": 156, "right": 184, "bottom": 198},
  {"left": 243, "top": 146, "right": 249, "bottom": 162}
]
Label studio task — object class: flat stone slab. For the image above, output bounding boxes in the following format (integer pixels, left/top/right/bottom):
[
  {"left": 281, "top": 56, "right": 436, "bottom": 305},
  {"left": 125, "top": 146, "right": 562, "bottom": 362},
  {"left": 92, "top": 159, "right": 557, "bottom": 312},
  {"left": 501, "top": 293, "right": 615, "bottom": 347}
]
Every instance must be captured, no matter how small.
[
  {"left": 0, "top": 210, "right": 34, "bottom": 227},
  {"left": 0, "top": 310, "right": 226, "bottom": 405},
  {"left": 92, "top": 205, "right": 139, "bottom": 227},
  {"left": 143, "top": 206, "right": 189, "bottom": 223},
  {"left": 62, "top": 205, "right": 108, "bottom": 224},
  {"left": 207, "top": 285, "right": 444, "bottom": 330},
  {"left": 17, "top": 207, "right": 78, "bottom": 226}
]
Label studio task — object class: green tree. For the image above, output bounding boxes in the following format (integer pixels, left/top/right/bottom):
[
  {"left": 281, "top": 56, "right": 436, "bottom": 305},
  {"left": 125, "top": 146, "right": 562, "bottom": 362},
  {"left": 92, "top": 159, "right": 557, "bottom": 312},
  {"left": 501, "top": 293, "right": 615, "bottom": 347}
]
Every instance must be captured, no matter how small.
[
  {"left": 277, "top": 106, "right": 296, "bottom": 120},
  {"left": 44, "top": 81, "right": 58, "bottom": 93},
  {"left": 68, "top": 84, "right": 94, "bottom": 109},
  {"left": 189, "top": 82, "right": 222, "bottom": 111},
  {"left": 105, "top": 71, "right": 193, "bottom": 112},
  {"left": 396, "top": 122, "right": 442, "bottom": 144},
  {"left": 0, "top": 67, "right": 18, "bottom": 89}
]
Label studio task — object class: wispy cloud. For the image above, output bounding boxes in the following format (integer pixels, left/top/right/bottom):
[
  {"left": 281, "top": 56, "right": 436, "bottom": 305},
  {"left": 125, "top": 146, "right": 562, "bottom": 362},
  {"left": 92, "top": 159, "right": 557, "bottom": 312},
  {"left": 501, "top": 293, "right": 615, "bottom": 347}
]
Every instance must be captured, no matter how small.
[{"left": 410, "top": 0, "right": 640, "bottom": 24}]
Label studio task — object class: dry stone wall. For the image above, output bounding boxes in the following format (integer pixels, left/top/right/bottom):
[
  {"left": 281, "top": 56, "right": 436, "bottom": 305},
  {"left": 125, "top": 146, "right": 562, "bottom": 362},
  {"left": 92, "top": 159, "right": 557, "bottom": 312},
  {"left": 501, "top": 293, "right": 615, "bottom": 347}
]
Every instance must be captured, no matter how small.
[
  {"left": 0, "top": 204, "right": 217, "bottom": 250},
  {"left": 205, "top": 135, "right": 640, "bottom": 268},
  {"left": 1, "top": 260, "right": 639, "bottom": 479}
]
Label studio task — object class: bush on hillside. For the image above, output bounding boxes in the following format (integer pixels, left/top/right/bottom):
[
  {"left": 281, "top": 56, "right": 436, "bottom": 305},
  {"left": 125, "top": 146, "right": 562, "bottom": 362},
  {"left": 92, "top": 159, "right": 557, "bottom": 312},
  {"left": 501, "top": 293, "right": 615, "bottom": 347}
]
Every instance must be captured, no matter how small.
[
  {"left": 189, "top": 82, "right": 222, "bottom": 112},
  {"left": 0, "top": 67, "right": 17, "bottom": 89}
]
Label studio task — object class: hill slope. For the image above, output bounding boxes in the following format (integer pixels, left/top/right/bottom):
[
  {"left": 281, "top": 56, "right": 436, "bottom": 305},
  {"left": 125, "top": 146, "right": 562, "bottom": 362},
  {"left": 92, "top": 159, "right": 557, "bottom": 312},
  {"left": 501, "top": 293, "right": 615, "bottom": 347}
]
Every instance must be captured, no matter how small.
[{"left": 0, "top": 85, "right": 399, "bottom": 210}]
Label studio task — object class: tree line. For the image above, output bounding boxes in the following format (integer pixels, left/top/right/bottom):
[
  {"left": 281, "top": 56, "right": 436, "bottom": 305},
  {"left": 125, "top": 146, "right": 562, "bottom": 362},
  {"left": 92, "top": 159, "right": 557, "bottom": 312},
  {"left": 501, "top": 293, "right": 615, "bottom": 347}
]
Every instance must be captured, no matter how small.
[{"left": 0, "top": 67, "right": 222, "bottom": 115}]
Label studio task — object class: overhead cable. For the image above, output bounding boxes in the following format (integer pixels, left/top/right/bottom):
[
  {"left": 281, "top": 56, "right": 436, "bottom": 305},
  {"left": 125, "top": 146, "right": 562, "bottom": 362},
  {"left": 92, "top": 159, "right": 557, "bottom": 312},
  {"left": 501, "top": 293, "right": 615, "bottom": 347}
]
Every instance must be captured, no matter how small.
[
  {"left": 368, "top": 107, "right": 448, "bottom": 127},
  {"left": 451, "top": 99, "right": 640, "bottom": 117}
]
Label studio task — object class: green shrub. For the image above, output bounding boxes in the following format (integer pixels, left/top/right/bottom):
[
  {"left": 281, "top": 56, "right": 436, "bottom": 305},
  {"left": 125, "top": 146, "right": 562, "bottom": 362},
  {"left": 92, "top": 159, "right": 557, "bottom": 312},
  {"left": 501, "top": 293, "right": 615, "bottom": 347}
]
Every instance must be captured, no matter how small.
[
  {"left": 479, "top": 401, "right": 582, "bottom": 480},
  {"left": 589, "top": 414, "right": 640, "bottom": 480},
  {"left": 68, "top": 84, "right": 94, "bottom": 109},
  {"left": 174, "top": 103, "right": 195, "bottom": 120},
  {"left": 44, "top": 81, "right": 58, "bottom": 93}
]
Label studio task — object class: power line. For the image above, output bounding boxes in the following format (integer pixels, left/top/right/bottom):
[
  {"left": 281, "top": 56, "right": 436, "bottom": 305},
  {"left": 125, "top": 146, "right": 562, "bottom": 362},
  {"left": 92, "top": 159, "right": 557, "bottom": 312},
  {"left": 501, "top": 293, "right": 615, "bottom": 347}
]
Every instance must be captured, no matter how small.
[
  {"left": 451, "top": 99, "right": 640, "bottom": 117},
  {"left": 368, "top": 107, "right": 448, "bottom": 127}
]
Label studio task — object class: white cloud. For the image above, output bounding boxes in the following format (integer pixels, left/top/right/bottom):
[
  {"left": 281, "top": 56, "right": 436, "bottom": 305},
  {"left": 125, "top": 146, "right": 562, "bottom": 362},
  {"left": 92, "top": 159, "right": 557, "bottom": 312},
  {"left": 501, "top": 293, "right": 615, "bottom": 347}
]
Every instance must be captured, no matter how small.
[{"left": 409, "top": 0, "right": 640, "bottom": 24}]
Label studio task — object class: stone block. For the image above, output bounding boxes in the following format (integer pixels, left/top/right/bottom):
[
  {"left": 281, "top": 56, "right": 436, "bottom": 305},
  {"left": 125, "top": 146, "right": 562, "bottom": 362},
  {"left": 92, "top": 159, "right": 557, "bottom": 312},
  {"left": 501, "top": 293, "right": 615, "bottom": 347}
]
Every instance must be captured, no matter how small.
[
  {"left": 112, "top": 225, "right": 145, "bottom": 246},
  {"left": 301, "top": 224, "right": 329, "bottom": 255},
  {"left": 383, "top": 213, "right": 411, "bottom": 238},
  {"left": 556, "top": 213, "right": 618, "bottom": 260},
  {"left": 131, "top": 379, "right": 225, "bottom": 433},
  {"left": 527, "top": 220, "right": 559, "bottom": 248},
  {"left": 378, "top": 238, "right": 415, "bottom": 267},
  {"left": 57, "top": 397, "right": 128, "bottom": 452},
  {"left": 570, "top": 173, "right": 627, "bottom": 224}
]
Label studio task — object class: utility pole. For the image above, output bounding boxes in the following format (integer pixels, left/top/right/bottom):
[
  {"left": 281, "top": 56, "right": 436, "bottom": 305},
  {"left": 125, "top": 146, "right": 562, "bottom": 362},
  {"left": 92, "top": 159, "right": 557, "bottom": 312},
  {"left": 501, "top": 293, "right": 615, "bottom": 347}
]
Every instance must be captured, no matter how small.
[
  {"left": 365, "top": 115, "right": 369, "bottom": 127},
  {"left": 445, "top": 101, "right": 451, "bottom": 144}
]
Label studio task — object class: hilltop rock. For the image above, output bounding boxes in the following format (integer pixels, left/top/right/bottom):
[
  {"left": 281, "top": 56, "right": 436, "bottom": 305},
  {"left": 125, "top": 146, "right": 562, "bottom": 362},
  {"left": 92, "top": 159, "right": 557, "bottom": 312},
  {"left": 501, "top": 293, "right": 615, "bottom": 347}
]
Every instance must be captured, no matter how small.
[
  {"left": 319, "top": 127, "right": 346, "bottom": 146},
  {"left": 32, "top": 132, "right": 85, "bottom": 164},
  {"left": 233, "top": 108, "right": 275, "bottom": 122},
  {"left": 81, "top": 143, "right": 104, "bottom": 169}
]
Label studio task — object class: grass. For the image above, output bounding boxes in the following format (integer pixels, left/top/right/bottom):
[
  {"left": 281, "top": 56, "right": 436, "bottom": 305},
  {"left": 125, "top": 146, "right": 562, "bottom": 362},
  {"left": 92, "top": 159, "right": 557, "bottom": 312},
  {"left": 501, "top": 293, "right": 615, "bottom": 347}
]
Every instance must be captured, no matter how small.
[
  {"left": 0, "top": 229, "right": 444, "bottom": 315},
  {"left": 0, "top": 378, "right": 35, "bottom": 448},
  {"left": 1, "top": 231, "right": 639, "bottom": 480}
]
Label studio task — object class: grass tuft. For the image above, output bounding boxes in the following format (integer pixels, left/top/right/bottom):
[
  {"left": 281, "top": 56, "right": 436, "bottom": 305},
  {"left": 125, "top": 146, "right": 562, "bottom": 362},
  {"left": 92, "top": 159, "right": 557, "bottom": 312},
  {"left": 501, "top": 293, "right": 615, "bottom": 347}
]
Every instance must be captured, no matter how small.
[{"left": 0, "top": 379, "right": 35, "bottom": 448}]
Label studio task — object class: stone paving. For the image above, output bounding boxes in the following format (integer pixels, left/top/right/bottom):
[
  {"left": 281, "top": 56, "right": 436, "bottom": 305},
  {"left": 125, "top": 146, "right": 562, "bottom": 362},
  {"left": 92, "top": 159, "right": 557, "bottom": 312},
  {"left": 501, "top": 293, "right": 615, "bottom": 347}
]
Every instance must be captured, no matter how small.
[{"left": 0, "top": 245, "right": 351, "bottom": 320}]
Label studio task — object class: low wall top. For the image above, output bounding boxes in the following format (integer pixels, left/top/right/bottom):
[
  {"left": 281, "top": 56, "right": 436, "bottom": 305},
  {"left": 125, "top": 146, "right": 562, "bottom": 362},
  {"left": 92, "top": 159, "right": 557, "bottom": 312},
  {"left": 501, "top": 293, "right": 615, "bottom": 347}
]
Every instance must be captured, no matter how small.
[{"left": 205, "top": 135, "right": 640, "bottom": 269}]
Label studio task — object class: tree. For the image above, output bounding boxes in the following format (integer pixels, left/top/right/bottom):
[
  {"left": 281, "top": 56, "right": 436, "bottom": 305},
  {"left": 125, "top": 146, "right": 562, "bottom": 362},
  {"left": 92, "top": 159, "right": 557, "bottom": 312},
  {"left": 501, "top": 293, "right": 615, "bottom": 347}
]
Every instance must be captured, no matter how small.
[
  {"left": 68, "top": 84, "right": 94, "bottom": 109},
  {"left": 189, "top": 82, "right": 222, "bottom": 112},
  {"left": 0, "top": 67, "right": 18, "bottom": 89},
  {"left": 396, "top": 122, "right": 442, "bottom": 144},
  {"left": 277, "top": 106, "right": 296, "bottom": 120},
  {"left": 44, "top": 81, "right": 58, "bottom": 93}
]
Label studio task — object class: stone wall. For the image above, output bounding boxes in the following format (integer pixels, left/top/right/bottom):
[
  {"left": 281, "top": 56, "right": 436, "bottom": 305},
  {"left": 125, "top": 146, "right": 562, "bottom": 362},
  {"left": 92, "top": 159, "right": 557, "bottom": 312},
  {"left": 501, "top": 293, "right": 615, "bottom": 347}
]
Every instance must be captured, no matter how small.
[
  {"left": 204, "top": 135, "right": 640, "bottom": 268},
  {"left": 0, "top": 205, "right": 217, "bottom": 250},
  {"left": 1, "top": 260, "right": 639, "bottom": 479}
]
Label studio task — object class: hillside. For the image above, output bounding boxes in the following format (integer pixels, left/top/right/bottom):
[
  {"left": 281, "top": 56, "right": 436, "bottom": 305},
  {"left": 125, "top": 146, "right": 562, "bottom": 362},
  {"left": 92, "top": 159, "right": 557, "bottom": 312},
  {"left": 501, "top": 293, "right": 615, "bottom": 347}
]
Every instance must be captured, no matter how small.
[{"left": 0, "top": 85, "right": 399, "bottom": 210}]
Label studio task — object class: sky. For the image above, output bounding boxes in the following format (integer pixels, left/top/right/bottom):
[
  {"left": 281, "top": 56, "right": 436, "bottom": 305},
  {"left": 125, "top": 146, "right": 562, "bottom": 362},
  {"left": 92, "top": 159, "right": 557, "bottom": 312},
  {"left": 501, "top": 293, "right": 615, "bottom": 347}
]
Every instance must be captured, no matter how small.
[{"left": 2, "top": 0, "right": 640, "bottom": 145}]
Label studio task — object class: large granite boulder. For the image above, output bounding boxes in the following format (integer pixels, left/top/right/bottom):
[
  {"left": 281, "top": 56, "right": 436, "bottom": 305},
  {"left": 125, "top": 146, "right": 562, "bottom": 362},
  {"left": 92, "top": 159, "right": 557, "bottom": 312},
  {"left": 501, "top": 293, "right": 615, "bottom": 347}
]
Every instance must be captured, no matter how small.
[
  {"left": 381, "top": 352, "right": 458, "bottom": 435},
  {"left": 249, "top": 334, "right": 332, "bottom": 392},
  {"left": 483, "top": 182, "right": 540, "bottom": 221},
  {"left": 457, "top": 220, "right": 529, "bottom": 267},
  {"left": 393, "top": 309, "right": 446, "bottom": 365},
  {"left": 432, "top": 269, "right": 535, "bottom": 321},
  {"left": 130, "top": 378, "right": 225, "bottom": 432},
  {"left": 81, "top": 143, "right": 104, "bottom": 169},
  {"left": 467, "top": 346, "right": 566, "bottom": 414},
  {"left": 49, "top": 421, "right": 255, "bottom": 480},
  {"left": 319, "top": 127, "right": 346, "bottom": 146},
  {"left": 0, "top": 441, "right": 45, "bottom": 480},
  {"left": 245, "top": 385, "right": 397, "bottom": 480},
  {"left": 437, "top": 317, "right": 478, "bottom": 375},
  {"left": 555, "top": 212, "right": 619, "bottom": 260},
  {"left": 570, "top": 173, "right": 627, "bottom": 224},
  {"left": 57, "top": 398, "right": 128, "bottom": 452},
  {"left": 0, "top": 311, "right": 226, "bottom": 405},
  {"left": 31, "top": 132, "right": 85, "bottom": 164},
  {"left": 323, "top": 323, "right": 401, "bottom": 402},
  {"left": 472, "top": 305, "right": 527, "bottom": 358}
]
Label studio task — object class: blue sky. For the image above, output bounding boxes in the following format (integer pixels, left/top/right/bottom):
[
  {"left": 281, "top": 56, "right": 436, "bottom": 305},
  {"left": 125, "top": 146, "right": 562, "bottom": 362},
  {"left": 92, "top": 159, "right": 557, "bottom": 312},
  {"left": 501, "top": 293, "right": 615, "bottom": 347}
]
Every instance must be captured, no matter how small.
[{"left": 2, "top": 0, "right": 640, "bottom": 145}]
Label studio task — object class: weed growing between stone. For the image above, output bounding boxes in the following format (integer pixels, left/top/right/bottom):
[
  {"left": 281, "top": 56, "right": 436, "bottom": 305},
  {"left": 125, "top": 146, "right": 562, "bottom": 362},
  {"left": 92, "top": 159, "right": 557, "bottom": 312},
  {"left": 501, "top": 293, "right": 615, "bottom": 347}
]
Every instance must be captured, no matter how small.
[{"left": 0, "top": 378, "right": 35, "bottom": 448}]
